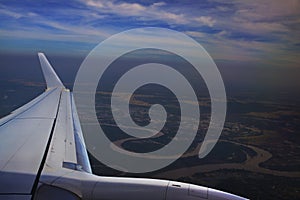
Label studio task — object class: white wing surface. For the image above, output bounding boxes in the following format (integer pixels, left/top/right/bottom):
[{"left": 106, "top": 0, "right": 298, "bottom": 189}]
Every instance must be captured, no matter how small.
[{"left": 0, "top": 53, "right": 91, "bottom": 199}]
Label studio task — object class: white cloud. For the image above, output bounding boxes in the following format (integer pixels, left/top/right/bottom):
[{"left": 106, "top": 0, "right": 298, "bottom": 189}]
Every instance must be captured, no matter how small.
[
  {"left": 160, "top": 12, "right": 187, "bottom": 24},
  {"left": 233, "top": 0, "right": 300, "bottom": 19},
  {"left": 0, "top": 8, "right": 111, "bottom": 43},
  {"left": 0, "top": 9, "right": 22, "bottom": 18},
  {"left": 152, "top": 2, "right": 166, "bottom": 7},
  {"left": 84, "top": 0, "right": 146, "bottom": 16},
  {"left": 82, "top": 0, "right": 192, "bottom": 25},
  {"left": 82, "top": 1, "right": 218, "bottom": 27},
  {"left": 86, "top": 0, "right": 104, "bottom": 8},
  {"left": 0, "top": 6, "right": 34, "bottom": 19},
  {"left": 194, "top": 16, "right": 216, "bottom": 27},
  {"left": 185, "top": 31, "right": 206, "bottom": 38}
]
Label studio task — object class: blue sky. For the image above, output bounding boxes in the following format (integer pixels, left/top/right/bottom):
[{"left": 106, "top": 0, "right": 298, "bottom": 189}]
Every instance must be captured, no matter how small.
[{"left": 0, "top": 0, "right": 299, "bottom": 67}]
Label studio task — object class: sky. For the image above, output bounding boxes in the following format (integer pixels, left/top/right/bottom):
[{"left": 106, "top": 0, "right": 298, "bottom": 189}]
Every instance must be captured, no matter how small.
[{"left": 0, "top": 0, "right": 299, "bottom": 68}]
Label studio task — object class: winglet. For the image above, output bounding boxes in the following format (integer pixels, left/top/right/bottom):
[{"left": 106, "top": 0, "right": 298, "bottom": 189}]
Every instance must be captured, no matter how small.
[{"left": 38, "top": 52, "right": 65, "bottom": 89}]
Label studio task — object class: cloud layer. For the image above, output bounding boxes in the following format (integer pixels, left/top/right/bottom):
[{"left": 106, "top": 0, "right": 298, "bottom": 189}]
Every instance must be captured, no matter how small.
[{"left": 0, "top": 0, "right": 299, "bottom": 66}]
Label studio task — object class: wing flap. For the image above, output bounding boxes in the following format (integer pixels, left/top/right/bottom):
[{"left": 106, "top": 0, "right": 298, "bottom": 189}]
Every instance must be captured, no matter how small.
[
  {"left": 46, "top": 89, "right": 77, "bottom": 169},
  {"left": 44, "top": 90, "right": 92, "bottom": 173},
  {"left": 71, "top": 94, "right": 92, "bottom": 173}
]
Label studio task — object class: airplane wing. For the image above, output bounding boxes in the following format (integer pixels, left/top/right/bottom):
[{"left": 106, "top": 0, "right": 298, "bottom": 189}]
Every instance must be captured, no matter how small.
[
  {"left": 0, "top": 53, "right": 247, "bottom": 200},
  {"left": 0, "top": 53, "right": 91, "bottom": 199}
]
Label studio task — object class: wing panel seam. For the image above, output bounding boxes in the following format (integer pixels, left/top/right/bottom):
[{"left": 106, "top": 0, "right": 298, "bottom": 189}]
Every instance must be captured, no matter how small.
[{"left": 30, "top": 89, "right": 63, "bottom": 198}]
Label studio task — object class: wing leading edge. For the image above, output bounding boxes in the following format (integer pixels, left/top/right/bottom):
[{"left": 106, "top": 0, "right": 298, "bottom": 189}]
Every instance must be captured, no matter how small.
[{"left": 0, "top": 53, "right": 247, "bottom": 200}]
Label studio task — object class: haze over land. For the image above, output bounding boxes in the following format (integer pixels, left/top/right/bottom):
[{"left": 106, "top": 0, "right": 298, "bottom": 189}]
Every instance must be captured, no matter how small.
[{"left": 0, "top": 1, "right": 300, "bottom": 199}]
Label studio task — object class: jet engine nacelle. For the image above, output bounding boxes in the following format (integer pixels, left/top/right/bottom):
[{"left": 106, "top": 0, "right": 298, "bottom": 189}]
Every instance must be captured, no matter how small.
[{"left": 37, "top": 168, "right": 248, "bottom": 200}]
